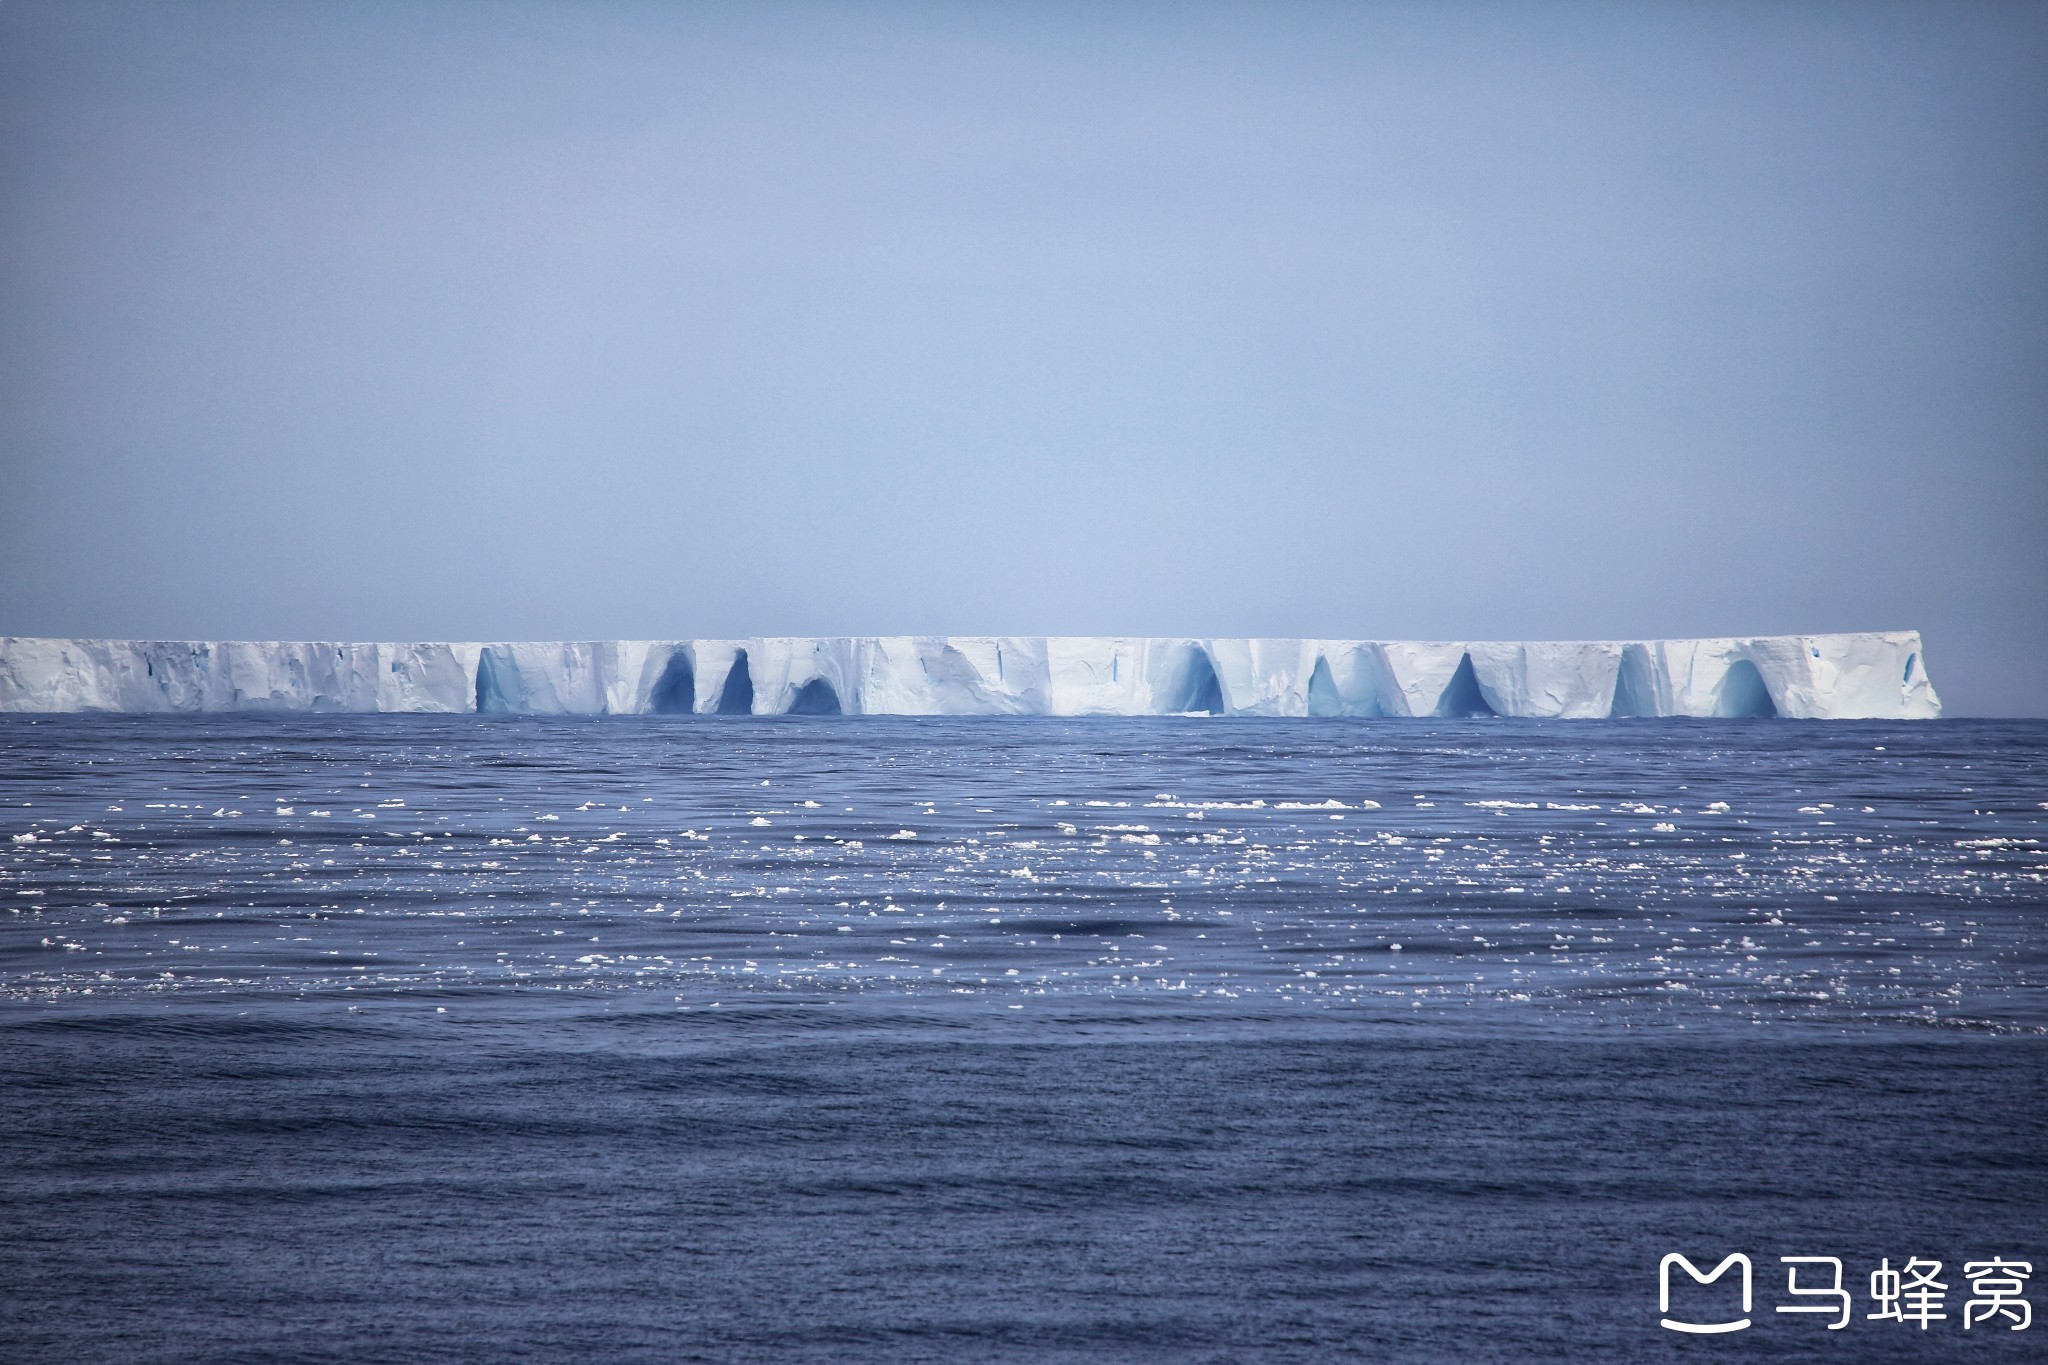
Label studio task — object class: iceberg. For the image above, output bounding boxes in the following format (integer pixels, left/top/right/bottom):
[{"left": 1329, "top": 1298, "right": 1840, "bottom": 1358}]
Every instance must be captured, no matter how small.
[{"left": 0, "top": 633, "right": 1941, "bottom": 718}]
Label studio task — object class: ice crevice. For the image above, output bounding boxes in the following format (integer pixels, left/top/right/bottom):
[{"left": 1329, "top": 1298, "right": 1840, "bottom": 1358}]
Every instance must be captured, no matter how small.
[
  {"left": 714, "top": 649, "right": 753, "bottom": 715},
  {"left": 0, "top": 633, "right": 1942, "bottom": 718},
  {"left": 648, "top": 650, "right": 695, "bottom": 715}
]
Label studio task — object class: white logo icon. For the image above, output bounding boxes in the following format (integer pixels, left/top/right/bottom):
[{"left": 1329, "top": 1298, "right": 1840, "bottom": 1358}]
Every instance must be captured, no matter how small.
[{"left": 1661, "top": 1253, "right": 1752, "bottom": 1334}]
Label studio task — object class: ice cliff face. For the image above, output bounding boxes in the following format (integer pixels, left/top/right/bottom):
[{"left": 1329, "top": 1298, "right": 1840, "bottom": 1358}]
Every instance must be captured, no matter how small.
[{"left": 0, "top": 633, "right": 1940, "bottom": 719}]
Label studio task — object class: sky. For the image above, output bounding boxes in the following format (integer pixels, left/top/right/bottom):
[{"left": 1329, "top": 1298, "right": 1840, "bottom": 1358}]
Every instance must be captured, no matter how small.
[{"left": 1, "top": 1, "right": 2043, "bottom": 715}]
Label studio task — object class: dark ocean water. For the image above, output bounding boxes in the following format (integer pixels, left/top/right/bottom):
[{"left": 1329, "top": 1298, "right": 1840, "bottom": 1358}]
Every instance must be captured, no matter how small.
[{"left": 2, "top": 716, "right": 2043, "bottom": 1361}]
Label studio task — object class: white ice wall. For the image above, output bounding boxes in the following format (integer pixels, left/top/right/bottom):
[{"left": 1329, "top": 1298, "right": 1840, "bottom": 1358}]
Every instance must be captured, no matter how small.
[{"left": 0, "top": 634, "right": 1942, "bottom": 718}]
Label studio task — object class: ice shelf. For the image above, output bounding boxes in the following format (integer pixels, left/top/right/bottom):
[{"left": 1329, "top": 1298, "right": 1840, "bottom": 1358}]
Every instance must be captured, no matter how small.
[{"left": 0, "top": 634, "right": 1940, "bottom": 718}]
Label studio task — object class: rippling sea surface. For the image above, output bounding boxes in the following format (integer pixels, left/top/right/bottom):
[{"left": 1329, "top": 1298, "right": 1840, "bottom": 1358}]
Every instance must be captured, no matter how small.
[{"left": 3, "top": 717, "right": 2043, "bottom": 1361}]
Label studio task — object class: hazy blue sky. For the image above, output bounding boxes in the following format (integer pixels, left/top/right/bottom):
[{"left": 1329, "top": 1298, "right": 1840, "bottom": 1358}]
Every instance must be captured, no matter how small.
[{"left": 2, "top": 1, "right": 2043, "bottom": 713}]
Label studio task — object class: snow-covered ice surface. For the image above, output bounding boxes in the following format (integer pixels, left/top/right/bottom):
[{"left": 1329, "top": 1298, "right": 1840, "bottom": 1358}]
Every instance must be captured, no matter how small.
[{"left": 0, "top": 632, "right": 1941, "bottom": 718}]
